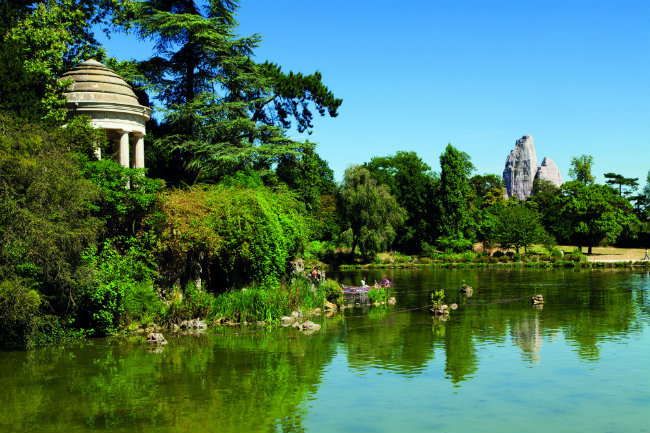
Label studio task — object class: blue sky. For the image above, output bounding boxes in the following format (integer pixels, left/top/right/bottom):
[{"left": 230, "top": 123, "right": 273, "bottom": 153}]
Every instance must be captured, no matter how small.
[{"left": 97, "top": 0, "right": 650, "bottom": 187}]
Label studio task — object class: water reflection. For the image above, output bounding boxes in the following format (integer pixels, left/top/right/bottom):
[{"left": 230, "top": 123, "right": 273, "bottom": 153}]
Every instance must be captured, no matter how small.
[
  {"left": 337, "top": 268, "right": 648, "bottom": 370},
  {"left": 0, "top": 269, "right": 648, "bottom": 432}
]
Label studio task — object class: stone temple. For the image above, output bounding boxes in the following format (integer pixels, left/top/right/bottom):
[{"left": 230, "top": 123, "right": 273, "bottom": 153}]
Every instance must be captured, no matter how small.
[
  {"left": 503, "top": 135, "right": 562, "bottom": 200},
  {"left": 60, "top": 59, "right": 152, "bottom": 168}
]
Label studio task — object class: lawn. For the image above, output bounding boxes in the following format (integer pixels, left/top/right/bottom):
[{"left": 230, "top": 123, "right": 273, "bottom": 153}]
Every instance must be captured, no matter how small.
[{"left": 557, "top": 245, "right": 648, "bottom": 262}]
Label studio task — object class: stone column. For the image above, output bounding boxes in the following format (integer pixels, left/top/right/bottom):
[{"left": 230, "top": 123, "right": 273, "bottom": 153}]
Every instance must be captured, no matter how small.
[
  {"left": 133, "top": 133, "right": 145, "bottom": 168},
  {"left": 117, "top": 130, "right": 130, "bottom": 168}
]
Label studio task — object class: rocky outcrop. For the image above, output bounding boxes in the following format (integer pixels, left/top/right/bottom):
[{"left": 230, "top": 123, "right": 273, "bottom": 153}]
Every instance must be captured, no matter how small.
[
  {"left": 503, "top": 135, "right": 562, "bottom": 199},
  {"left": 146, "top": 332, "right": 167, "bottom": 345},
  {"left": 503, "top": 135, "right": 538, "bottom": 200},
  {"left": 535, "top": 157, "right": 563, "bottom": 187}
]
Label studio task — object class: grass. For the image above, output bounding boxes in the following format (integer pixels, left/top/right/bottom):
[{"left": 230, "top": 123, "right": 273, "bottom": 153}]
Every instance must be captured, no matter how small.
[{"left": 559, "top": 246, "right": 648, "bottom": 262}]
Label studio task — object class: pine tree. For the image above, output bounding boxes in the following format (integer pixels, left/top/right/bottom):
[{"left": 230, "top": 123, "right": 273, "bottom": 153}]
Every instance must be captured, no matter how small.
[{"left": 132, "top": 0, "right": 341, "bottom": 184}]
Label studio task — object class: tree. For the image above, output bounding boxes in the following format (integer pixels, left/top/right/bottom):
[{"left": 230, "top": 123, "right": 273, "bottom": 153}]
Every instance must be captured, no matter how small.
[
  {"left": 569, "top": 154, "right": 595, "bottom": 184},
  {"left": 528, "top": 178, "right": 561, "bottom": 234},
  {"left": 0, "top": 113, "right": 105, "bottom": 345},
  {"left": 468, "top": 174, "right": 506, "bottom": 209},
  {"left": 339, "top": 166, "right": 406, "bottom": 260},
  {"left": 0, "top": 1, "right": 125, "bottom": 123},
  {"left": 130, "top": 0, "right": 341, "bottom": 184},
  {"left": 275, "top": 144, "right": 339, "bottom": 240},
  {"left": 494, "top": 201, "right": 547, "bottom": 254},
  {"left": 603, "top": 172, "right": 639, "bottom": 197},
  {"left": 364, "top": 151, "right": 437, "bottom": 252},
  {"left": 550, "top": 181, "right": 638, "bottom": 254},
  {"left": 437, "top": 144, "right": 475, "bottom": 251},
  {"left": 275, "top": 143, "right": 336, "bottom": 212}
]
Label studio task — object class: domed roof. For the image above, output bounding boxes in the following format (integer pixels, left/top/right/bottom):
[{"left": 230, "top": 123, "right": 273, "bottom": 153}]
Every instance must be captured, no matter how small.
[{"left": 60, "top": 59, "right": 147, "bottom": 110}]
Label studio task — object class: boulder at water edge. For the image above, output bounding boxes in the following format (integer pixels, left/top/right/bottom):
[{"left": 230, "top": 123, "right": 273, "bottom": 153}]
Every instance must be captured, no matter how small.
[{"left": 146, "top": 332, "right": 168, "bottom": 345}]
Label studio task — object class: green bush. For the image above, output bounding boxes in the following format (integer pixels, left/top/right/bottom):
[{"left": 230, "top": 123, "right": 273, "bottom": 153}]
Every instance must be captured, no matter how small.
[
  {"left": 0, "top": 279, "right": 41, "bottom": 348},
  {"left": 368, "top": 286, "right": 390, "bottom": 303},
  {"left": 321, "top": 279, "right": 344, "bottom": 305},
  {"left": 158, "top": 185, "right": 308, "bottom": 290},
  {"left": 79, "top": 239, "right": 160, "bottom": 335}
]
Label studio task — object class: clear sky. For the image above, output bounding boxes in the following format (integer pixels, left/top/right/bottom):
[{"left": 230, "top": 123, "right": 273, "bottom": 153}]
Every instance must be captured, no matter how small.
[{"left": 97, "top": 0, "right": 650, "bottom": 186}]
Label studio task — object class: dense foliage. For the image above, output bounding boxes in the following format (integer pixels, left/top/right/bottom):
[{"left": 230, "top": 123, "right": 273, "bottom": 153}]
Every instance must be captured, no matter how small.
[
  {"left": 0, "top": 0, "right": 648, "bottom": 349},
  {"left": 339, "top": 166, "right": 406, "bottom": 260},
  {"left": 157, "top": 184, "right": 307, "bottom": 290}
]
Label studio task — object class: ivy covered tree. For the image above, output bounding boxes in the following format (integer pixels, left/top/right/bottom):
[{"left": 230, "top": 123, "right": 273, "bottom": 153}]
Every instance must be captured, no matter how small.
[{"left": 339, "top": 166, "right": 406, "bottom": 260}]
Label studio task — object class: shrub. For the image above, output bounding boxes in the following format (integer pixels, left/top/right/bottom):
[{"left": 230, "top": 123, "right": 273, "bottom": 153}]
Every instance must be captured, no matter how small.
[
  {"left": 78, "top": 240, "right": 160, "bottom": 335},
  {"left": 431, "top": 289, "right": 445, "bottom": 309},
  {"left": 158, "top": 185, "right": 308, "bottom": 290},
  {"left": 321, "top": 279, "right": 344, "bottom": 305},
  {"left": 0, "top": 279, "right": 41, "bottom": 348},
  {"left": 437, "top": 236, "right": 474, "bottom": 253},
  {"left": 368, "top": 286, "right": 390, "bottom": 303}
]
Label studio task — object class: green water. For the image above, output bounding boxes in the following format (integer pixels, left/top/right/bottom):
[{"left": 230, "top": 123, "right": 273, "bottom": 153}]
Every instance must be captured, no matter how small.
[{"left": 1, "top": 269, "right": 649, "bottom": 433}]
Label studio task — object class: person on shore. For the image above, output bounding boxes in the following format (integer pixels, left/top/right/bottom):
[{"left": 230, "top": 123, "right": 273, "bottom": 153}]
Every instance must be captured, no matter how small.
[
  {"left": 644, "top": 249, "right": 649, "bottom": 260},
  {"left": 382, "top": 277, "right": 391, "bottom": 287},
  {"left": 374, "top": 280, "right": 380, "bottom": 288},
  {"left": 361, "top": 278, "right": 367, "bottom": 287}
]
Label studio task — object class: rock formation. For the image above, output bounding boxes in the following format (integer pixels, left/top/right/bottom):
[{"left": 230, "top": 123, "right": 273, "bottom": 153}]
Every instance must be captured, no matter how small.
[
  {"left": 503, "top": 135, "right": 562, "bottom": 199},
  {"left": 535, "top": 157, "right": 563, "bottom": 188},
  {"left": 503, "top": 135, "right": 538, "bottom": 200}
]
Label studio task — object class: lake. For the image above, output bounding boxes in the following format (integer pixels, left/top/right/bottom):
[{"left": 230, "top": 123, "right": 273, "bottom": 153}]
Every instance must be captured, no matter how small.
[{"left": 1, "top": 269, "right": 648, "bottom": 433}]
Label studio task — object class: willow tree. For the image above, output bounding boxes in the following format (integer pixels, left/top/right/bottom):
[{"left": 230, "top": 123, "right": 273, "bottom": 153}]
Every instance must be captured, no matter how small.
[
  {"left": 131, "top": 0, "right": 341, "bottom": 185},
  {"left": 339, "top": 166, "right": 406, "bottom": 260}
]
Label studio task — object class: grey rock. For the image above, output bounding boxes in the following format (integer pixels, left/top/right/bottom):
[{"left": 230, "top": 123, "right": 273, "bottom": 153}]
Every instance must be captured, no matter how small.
[
  {"left": 535, "top": 157, "right": 563, "bottom": 188},
  {"left": 301, "top": 320, "right": 321, "bottom": 331},
  {"left": 289, "top": 258, "right": 304, "bottom": 275},
  {"left": 146, "top": 332, "right": 168, "bottom": 345},
  {"left": 503, "top": 135, "right": 538, "bottom": 200},
  {"left": 430, "top": 304, "right": 450, "bottom": 315}
]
